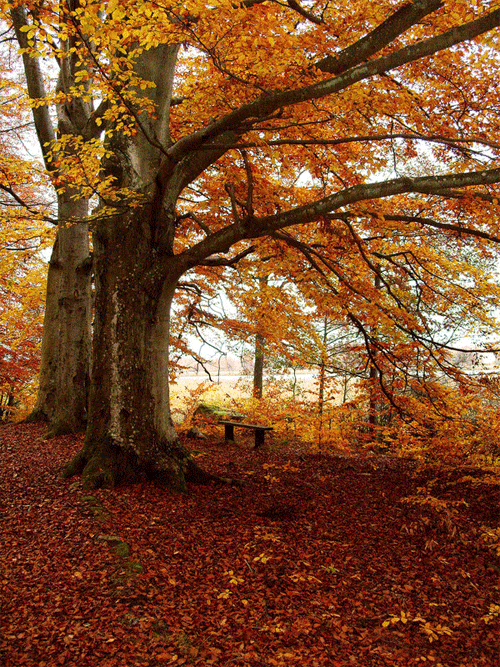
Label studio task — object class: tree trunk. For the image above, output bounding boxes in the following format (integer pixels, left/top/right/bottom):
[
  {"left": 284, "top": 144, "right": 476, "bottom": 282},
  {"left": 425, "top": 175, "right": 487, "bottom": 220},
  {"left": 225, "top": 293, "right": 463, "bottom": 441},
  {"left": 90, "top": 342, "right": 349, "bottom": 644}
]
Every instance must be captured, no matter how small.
[
  {"left": 62, "top": 44, "right": 215, "bottom": 489},
  {"left": 62, "top": 207, "right": 212, "bottom": 489},
  {"left": 253, "top": 332, "right": 265, "bottom": 399},
  {"left": 368, "top": 270, "right": 382, "bottom": 438},
  {"left": 317, "top": 316, "right": 329, "bottom": 449},
  {"left": 26, "top": 192, "right": 91, "bottom": 435},
  {"left": 253, "top": 274, "right": 268, "bottom": 399}
]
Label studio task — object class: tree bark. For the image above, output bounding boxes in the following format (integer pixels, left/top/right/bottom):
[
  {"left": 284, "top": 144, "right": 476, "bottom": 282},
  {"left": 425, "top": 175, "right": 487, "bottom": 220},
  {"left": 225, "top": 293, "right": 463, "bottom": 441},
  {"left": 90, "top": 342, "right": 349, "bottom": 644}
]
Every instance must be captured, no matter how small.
[
  {"left": 26, "top": 192, "right": 91, "bottom": 435},
  {"left": 253, "top": 332, "right": 265, "bottom": 399},
  {"left": 11, "top": 4, "right": 93, "bottom": 434},
  {"left": 62, "top": 205, "right": 211, "bottom": 489},
  {"left": 60, "top": 43, "right": 218, "bottom": 488}
]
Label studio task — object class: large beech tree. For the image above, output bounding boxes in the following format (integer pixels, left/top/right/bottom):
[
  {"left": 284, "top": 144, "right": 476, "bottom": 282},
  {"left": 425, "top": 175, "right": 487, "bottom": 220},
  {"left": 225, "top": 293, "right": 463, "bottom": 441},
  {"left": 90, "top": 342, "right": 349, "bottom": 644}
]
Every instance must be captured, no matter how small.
[
  {"left": 9, "top": 4, "right": 93, "bottom": 435},
  {"left": 5, "top": 0, "right": 500, "bottom": 487}
]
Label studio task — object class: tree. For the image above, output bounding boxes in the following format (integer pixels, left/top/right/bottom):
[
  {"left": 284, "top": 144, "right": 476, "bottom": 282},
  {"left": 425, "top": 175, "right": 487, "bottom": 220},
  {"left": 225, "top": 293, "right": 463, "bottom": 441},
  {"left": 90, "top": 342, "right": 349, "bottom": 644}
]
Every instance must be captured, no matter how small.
[
  {"left": 5, "top": 0, "right": 500, "bottom": 487},
  {"left": 9, "top": 3, "right": 93, "bottom": 435},
  {"left": 0, "top": 43, "right": 50, "bottom": 418},
  {"left": 0, "top": 209, "right": 48, "bottom": 420}
]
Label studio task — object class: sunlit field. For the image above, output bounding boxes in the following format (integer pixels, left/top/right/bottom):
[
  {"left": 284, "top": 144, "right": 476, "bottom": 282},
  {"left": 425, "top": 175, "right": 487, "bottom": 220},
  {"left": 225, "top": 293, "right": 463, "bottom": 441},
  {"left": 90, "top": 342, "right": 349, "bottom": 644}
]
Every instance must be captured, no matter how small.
[
  {"left": 169, "top": 373, "right": 353, "bottom": 426},
  {"left": 168, "top": 372, "right": 365, "bottom": 457}
]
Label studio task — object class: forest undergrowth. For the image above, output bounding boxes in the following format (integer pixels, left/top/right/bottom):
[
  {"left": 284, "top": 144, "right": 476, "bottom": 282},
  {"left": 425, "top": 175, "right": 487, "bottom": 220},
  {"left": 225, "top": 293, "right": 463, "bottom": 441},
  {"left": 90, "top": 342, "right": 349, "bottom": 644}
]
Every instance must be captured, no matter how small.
[{"left": 1, "top": 423, "right": 499, "bottom": 667}]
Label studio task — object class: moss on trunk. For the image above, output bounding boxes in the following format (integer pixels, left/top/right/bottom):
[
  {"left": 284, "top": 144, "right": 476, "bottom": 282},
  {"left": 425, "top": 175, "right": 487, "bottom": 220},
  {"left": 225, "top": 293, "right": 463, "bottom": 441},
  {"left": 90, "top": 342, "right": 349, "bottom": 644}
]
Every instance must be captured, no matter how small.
[{"left": 62, "top": 434, "right": 215, "bottom": 491}]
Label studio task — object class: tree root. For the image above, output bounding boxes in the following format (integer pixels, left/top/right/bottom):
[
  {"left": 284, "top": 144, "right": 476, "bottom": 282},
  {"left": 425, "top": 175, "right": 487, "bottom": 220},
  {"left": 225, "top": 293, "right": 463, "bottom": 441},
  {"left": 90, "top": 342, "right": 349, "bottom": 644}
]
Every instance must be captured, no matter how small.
[{"left": 62, "top": 446, "right": 246, "bottom": 491}]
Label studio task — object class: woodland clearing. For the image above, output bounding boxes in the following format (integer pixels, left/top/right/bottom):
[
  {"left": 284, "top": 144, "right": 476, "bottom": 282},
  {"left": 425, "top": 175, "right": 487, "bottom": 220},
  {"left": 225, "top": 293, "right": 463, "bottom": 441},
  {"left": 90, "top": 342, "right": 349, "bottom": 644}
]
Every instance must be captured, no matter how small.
[{"left": 0, "top": 423, "right": 499, "bottom": 667}]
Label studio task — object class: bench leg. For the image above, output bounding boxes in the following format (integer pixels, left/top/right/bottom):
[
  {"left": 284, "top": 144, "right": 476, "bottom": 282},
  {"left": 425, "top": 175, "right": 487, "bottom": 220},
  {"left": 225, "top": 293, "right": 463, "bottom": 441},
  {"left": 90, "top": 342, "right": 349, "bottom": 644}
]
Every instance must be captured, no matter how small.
[
  {"left": 254, "top": 428, "right": 265, "bottom": 449},
  {"left": 224, "top": 424, "right": 235, "bottom": 441}
]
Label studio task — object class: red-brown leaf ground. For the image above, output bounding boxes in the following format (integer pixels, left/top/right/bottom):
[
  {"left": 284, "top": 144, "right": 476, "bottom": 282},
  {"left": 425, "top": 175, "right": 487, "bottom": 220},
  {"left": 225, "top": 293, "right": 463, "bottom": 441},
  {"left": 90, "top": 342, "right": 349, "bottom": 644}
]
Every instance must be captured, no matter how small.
[{"left": 1, "top": 423, "right": 499, "bottom": 667}]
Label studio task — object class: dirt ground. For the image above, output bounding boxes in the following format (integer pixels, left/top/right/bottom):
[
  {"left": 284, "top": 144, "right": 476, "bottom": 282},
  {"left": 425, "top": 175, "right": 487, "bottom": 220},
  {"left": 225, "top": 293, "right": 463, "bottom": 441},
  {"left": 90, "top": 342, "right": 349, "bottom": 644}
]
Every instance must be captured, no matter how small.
[{"left": 1, "top": 423, "right": 499, "bottom": 667}]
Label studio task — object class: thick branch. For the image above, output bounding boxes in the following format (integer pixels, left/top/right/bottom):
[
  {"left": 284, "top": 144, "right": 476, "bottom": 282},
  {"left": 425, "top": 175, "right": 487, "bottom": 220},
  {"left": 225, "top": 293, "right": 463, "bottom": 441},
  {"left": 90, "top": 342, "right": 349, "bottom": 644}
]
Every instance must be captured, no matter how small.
[
  {"left": 168, "top": 8, "right": 499, "bottom": 164},
  {"left": 177, "top": 166, "right": 500, "bottom": 270},
  {"left": 246, "top": 167, "right": 500, "bottom": 238},
  {"left": 315, "top": 0, "right": 444, "bottom": 74}
]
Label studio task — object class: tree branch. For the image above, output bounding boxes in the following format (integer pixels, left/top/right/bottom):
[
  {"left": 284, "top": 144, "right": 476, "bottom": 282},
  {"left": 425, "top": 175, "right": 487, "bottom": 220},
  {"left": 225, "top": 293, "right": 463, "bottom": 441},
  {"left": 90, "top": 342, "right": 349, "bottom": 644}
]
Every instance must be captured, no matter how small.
[
  {"left": 346, "top": 212, "right": 500, "bottom": 244},
  {"left": 199, "top": 133, "right": 500, "bottom": 154},
  {"left": 200, "top": 245, "right": 256, "bottom": 267},
  {"left": 171, "top": 7, "right": 500, "bottom": 157},
  {"left": 246, "top": 167, "right": 500, "bottom": 238},
  {"left": 9, "top": 5, "right": 56, "bottom": 172},
  {"left": 177, "top": 212, "right": 212, "bottom": 237},
  {"left": 287, "top": 0, "right": 323, "bottom": 26},
  {"left": 315, "top": 0, "right": 444, "bottom": 75}
]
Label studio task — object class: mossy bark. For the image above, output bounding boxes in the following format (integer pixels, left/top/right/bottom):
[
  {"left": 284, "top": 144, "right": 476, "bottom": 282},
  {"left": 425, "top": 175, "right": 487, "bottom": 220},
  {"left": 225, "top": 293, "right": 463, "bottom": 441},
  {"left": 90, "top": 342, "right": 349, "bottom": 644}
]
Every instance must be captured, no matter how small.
[
  {"left": 61, "top": 202, "right": 213, "bottom": 490},
  {"left": 63, "top": 434, "right": 212, "bottom": 490},
  {"left": 62, "top": 44, "right": 214, "bottom": 489}
]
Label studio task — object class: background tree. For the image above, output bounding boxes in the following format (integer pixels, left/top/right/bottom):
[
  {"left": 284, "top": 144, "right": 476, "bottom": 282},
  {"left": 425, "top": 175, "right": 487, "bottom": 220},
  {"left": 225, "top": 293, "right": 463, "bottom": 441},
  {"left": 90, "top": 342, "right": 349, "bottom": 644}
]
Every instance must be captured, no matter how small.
[
  {"left": 0, "top": 227, "right": 47, "bottom": 419},
  {"left": 9, "top": 2, "right": 94, "bottom": 434},
  {"left": 4, "top": 0, "right": 500, "bottom": 487},
  {"left": 0, "top": 43, "right": 50, "bottom": 418}
]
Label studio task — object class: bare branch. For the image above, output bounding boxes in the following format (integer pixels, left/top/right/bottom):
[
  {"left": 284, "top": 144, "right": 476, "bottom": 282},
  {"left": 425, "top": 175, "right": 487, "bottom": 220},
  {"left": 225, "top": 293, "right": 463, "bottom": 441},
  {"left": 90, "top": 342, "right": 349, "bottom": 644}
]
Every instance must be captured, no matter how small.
[
  {"left": 286, "top": 0, "right": 323, "bottom": 26},
  {"left": 200, "top": 245, "right": 256, "bottom": 268}
]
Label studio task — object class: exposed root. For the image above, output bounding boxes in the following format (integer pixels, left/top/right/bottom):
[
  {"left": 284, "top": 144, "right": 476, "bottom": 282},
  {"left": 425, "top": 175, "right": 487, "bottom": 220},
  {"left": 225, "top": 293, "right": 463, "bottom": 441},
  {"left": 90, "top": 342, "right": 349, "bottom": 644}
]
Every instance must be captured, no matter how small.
[{"left": 62, "top": 444, "right": 245, "bottom": 491}]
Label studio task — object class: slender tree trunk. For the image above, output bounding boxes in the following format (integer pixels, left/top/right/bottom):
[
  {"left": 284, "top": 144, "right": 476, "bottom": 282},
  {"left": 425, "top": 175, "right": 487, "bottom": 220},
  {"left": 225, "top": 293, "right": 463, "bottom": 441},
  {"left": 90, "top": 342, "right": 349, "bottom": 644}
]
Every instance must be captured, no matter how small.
[
  {"left": 0, "top": 391, "right": 16, "bottom": 421},
  {"left": 253, "top": 274, "right": 268, "bottom": 399},
  {"left": 11, "top": 5, "right": 93, "bottom": 435},
  {"left": 368, "top": 362, "right": 378, "bottom": 432},
  {"left": 26, "top": 192, "right": 91, "bottom": 435},
  {"left": 317, "top": 316, "right": 329, "bottom": 449},
  {"left": 253, "top": 332, "right": 265, "bottom": 399},
  {"left": 368, "top": 270, "right": 382, "bottom": 438}
]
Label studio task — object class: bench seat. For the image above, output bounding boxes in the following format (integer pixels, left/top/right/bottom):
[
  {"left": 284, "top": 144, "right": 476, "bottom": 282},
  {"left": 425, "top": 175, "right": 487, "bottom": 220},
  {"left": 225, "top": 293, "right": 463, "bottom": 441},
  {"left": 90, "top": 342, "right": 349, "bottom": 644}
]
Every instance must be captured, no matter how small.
[{"left": 218, "top": 420, "right": 273, "bottom": 448}]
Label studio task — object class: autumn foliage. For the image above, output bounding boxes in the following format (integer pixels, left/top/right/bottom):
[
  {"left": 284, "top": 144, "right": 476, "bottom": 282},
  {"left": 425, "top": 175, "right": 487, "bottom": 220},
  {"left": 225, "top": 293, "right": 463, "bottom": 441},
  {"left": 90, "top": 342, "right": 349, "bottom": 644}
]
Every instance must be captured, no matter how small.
[
  {"left": 1, "top": 2, "right": 500, "bottom": 663},
  {"left": 0, "top": 44, "right": 51, "bottom": 418},
  {"left": 1, "top": 423, "right": 499, "bottom": 666},
  {"left": 1, "top": 1, "right": 500, "bottom": 480}
]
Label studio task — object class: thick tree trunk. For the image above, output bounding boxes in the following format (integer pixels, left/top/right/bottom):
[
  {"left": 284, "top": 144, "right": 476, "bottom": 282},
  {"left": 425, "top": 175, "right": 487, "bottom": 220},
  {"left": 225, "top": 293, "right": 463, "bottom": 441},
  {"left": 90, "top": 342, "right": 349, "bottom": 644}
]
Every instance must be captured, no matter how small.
[
  {"left": 62, "top": 44, "right": 218, "bottom": 489},
  {"left": 26, "top": 193, "right": 91, "bottom": 435},
  {"left": 62, "top": 207, "right": 212, "bottom": 489}
]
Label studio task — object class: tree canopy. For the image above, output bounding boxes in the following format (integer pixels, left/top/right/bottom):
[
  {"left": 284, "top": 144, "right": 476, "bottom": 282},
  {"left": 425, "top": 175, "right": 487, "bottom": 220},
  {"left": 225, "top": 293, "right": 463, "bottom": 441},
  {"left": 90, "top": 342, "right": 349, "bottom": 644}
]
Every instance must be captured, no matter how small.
[{"left": 2, "top": 0, "right": 500, "bottom": 485}]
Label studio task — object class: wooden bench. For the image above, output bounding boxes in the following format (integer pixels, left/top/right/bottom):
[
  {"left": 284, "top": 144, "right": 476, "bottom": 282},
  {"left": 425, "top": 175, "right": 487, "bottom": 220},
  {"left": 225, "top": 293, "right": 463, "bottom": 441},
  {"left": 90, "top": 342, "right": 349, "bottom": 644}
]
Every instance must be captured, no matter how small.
[{"left": 219, "top": 420, "right": 273, "bottom": 449}]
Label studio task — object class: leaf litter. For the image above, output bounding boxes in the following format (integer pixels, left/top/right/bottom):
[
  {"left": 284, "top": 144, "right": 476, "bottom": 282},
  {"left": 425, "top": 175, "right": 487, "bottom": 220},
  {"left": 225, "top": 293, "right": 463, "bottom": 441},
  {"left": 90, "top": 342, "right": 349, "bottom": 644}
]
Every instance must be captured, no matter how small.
[{"left": 0, "top": 423, "right": 498, "bottom": 666}]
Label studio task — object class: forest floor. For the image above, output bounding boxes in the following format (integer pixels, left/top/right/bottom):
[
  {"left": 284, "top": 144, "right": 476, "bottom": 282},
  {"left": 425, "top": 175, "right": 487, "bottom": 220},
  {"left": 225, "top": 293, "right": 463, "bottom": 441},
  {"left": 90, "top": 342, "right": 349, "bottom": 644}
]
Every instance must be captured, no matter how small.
[{"left": 1, "top": 423, "right": 499, "bottom": 667}]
